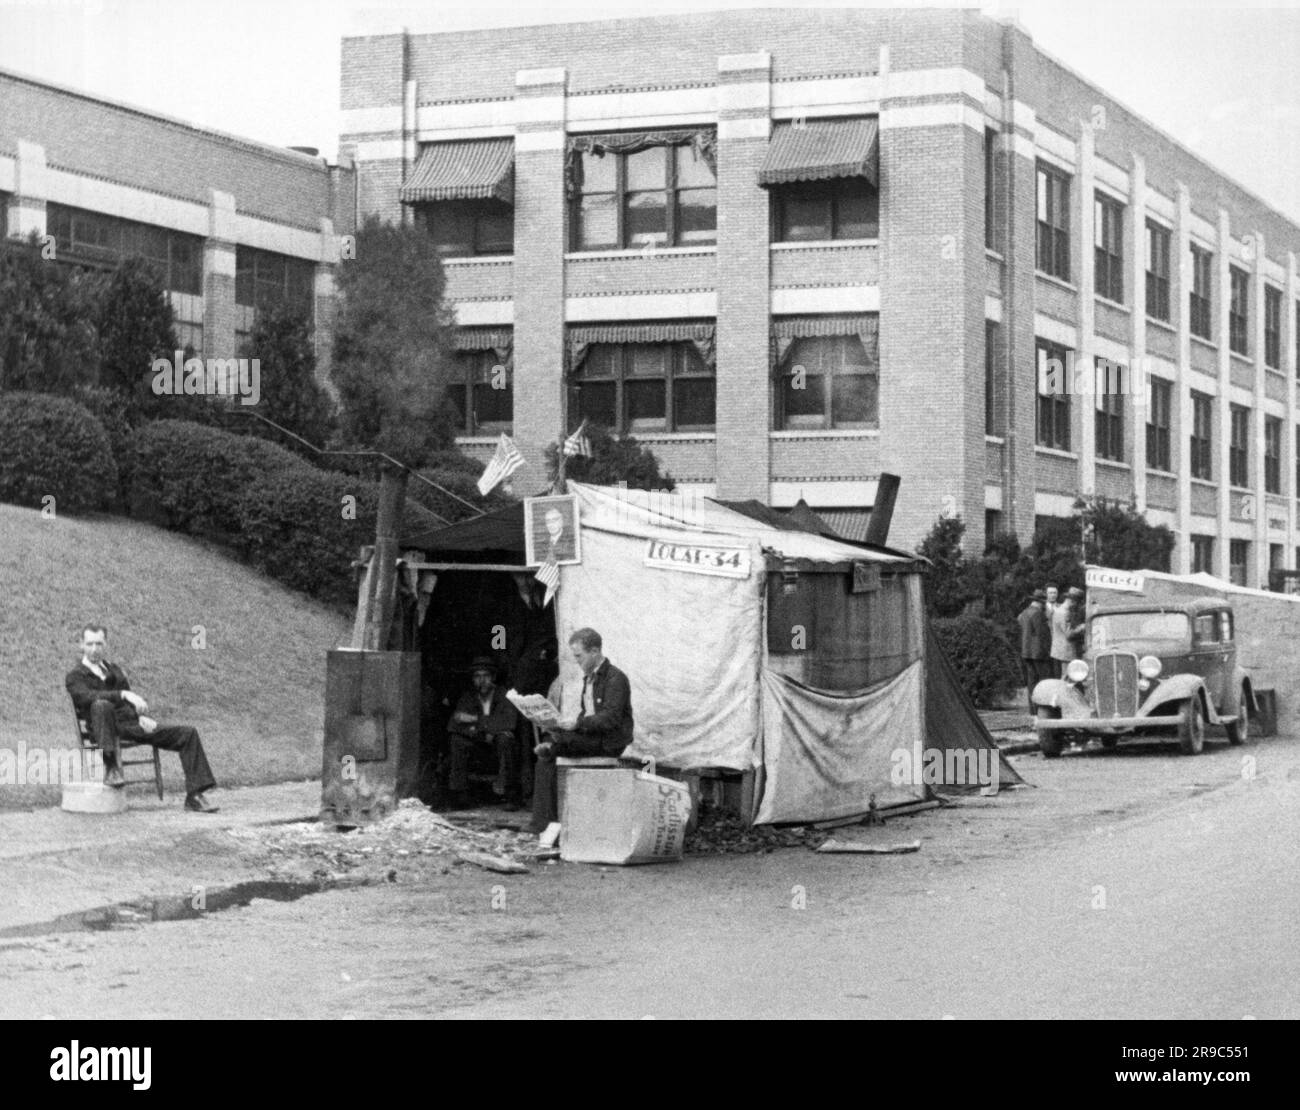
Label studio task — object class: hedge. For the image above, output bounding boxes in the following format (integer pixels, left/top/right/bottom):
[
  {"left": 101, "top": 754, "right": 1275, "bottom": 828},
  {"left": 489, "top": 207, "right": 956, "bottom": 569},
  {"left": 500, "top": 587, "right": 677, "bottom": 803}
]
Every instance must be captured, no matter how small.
[
  {"left": 0, "top": 391, "right": 117, "bottom": 514},
  {"left": 931, "top": 614, "right": 1023, "bottom": 709}
]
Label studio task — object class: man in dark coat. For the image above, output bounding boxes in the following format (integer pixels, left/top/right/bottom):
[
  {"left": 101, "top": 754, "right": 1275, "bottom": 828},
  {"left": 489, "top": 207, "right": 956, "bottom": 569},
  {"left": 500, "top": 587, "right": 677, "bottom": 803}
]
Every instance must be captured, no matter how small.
[
  {"left": 1017, "top": 590, "right": 1052, "bottom": 712},
  {"left": 530, "top": 627, "right": 634, "bottom": 832},
  {"left": 64, "top": 625, "right": 218, "bottom": 811},
  {"left": 445, "top": 656, "right": 520, "bottom": 809}
]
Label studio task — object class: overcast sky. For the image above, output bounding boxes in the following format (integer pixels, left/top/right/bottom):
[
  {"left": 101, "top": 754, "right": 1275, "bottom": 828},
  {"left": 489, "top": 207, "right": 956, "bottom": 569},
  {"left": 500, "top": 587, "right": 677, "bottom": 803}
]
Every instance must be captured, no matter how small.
[{"left": 2, "top": 0, "right": 1298, "bottom": 222}]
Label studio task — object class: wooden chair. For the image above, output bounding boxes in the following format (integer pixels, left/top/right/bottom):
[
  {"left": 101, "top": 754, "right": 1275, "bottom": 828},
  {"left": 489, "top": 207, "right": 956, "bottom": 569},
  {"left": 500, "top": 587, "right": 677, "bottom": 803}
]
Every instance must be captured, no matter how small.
[{"left": 70, "top": 698, "right": 164, "bottom": 800}]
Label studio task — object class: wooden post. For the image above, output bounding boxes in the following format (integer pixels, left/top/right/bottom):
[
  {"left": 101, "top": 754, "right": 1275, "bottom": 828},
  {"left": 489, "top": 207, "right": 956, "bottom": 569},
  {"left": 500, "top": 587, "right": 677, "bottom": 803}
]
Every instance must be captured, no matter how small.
[{"left": 364, "top": 464, "right": 408, "bottom": 651}]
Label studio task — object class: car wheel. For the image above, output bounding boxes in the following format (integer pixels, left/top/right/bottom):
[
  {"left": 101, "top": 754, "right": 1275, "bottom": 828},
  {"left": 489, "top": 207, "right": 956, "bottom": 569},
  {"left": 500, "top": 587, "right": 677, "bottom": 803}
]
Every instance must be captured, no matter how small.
[
  {"left": 1100, "top": 735, "right": 1119, "bottom": 751},
  {"left": 1226, "top": 688, "right": 1250, "bottom": 746},
  {"left": 1037, "top": 706, "right": 1064, "bottom": 758},
  {"left": 1177, "top": 698, "right": 1205, "bottom": 755}
]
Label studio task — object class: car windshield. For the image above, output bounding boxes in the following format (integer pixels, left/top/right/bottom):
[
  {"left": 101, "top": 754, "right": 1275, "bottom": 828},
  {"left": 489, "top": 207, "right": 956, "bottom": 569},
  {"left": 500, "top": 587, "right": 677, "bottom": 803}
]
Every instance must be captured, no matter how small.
[{"left": 1090, "top": 611, "right": 1189, "bottom": 650}]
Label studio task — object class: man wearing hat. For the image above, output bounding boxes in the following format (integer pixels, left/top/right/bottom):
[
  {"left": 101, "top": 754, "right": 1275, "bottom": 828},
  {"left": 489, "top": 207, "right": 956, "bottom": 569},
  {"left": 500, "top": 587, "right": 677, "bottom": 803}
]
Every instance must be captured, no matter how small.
[
  {"left": 1016, "top": 590, "right": 1051, "bottom": 712},
  {"left": 446, "top": 656, "right": 521, "bottom": 809}
]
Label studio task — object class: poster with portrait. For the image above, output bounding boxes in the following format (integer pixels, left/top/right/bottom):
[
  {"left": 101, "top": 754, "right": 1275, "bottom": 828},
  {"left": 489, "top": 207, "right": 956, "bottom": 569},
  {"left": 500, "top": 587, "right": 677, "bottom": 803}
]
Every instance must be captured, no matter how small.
[{"left": 524, "top": 494, "right": 582, "bottom": 566}]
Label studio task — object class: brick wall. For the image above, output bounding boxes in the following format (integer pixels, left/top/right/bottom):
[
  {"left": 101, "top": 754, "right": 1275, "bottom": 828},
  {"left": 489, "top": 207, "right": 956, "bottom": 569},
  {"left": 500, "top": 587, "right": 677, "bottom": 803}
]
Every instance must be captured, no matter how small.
[{"left": 770, "top": 435, "right": 879, "bottom": 481}]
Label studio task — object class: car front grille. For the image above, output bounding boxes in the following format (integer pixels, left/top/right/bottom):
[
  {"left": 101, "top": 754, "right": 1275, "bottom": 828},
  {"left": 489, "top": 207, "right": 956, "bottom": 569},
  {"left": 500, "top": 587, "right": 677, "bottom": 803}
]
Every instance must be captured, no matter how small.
[{"left": 1093, "top": 652, "right": 1140, "bottom": 719}]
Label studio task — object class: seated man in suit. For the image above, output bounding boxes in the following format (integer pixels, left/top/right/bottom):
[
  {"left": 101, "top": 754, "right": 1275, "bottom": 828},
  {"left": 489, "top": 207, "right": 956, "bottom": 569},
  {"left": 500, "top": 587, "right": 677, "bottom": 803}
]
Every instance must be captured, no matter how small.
[
  {"left": 65, "top": 624, "right": 219, "bottom": 812},
  {"left": 530, "top": 627, "right": 634, "bottom": 833},
  {"left": 445, "top": 656, "right": 520, "bottom": 810}
]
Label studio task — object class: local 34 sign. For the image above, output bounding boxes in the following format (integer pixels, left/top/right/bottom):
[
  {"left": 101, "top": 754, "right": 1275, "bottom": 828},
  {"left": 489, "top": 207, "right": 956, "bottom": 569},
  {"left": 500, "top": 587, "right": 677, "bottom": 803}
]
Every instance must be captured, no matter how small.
[
  {"left": 1086, "top": 567, "right": 1145, "bottom": 593},
  {"left": 644, "top": 539, "right": 751, "bottom": 579}
]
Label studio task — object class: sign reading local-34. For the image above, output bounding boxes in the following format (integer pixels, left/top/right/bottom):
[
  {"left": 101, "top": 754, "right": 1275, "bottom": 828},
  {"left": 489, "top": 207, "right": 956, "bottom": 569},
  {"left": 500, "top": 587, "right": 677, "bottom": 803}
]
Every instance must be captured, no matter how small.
[
  {"left": 1086, "top": 567, "right": 1145, "bottom": 593},
  {"left": 644, "top": 539, "right": 751, "bottom": 579}
]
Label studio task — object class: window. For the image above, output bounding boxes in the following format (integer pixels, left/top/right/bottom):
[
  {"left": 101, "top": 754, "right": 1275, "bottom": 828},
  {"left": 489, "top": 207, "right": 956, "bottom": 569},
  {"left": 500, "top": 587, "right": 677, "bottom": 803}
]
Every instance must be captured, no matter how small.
[
  {"left": 1229, "top": 265, "right": 1249, "bottom": 356},
  {"left": 1095, "top": 366, "right": 1124, "bottom": 461},
  {"left": 773, "top": 178, "right": 878, "bottom": 242},
  {"left": 1229, "top": 539, "right": 1249, "bottom": 587},
  {"left": 1190, "top": 391, "right": 1213, "bottom": 480},
  {"left": 1271, "top": 544, "right": 1285, "bottom": 572},
  {"left": 984, "top": 128, "right": 996, "bottom": 250},
  {"left": 574, "top": 342, "right": 714, "bottom": 433},
  {"left": 1190, "top": 245, "right": 1213, "bottom": 340},
  {"left": 1146, "top": 377, "right": 1172, "bottom": 471},
  {"left": 1191, "top": 534, "right": 1214, "bottom": 574},
  {"left": 1094, "top": 193, "right": 1124, "bottom": 302},
  {"left": 417, "top": 200, "right": 512, "bottom": 258},
  {"left": 1264, "top": 285, "right": 1281, "bottom": 369},
  {"left": 448, "top": 348, "right": 512, "bottom": 434},
  {"left": 45, "top": 202, "right": 203, "bottom": 294},
  {"left": 1036, "top": 340, "right": 1071, "bottom": 450},
  {"left": 776, "top": 334, "right": 878, "bottom": 430},
  {"left": 1145, "top": 220, "right": 1170, "bottom": 321},
  {"left": 572, "top": 139, "right": 716, "bottom": 250},
  {"left": 985, "top": 321, "right": 998, "bottom": 436},
  {"left": 1036, "top": 163, "right": 1070, "bottom": 281},
  {"left": 1229, "top": 404, "right": 1249, "bottom": 488},
  {"left": 1265, "top": 416, "right": 1282, "bottom": 494},
  {"left": 235, "top": 247, "right": 315, "bottom": 318}
]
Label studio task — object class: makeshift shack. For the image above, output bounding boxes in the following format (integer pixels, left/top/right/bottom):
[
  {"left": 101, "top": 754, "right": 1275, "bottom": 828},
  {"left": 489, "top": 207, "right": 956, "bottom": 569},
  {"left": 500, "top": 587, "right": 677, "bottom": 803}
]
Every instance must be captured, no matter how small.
[{"left": 397, "top": 483, "right": 1018, "bottom": 824}]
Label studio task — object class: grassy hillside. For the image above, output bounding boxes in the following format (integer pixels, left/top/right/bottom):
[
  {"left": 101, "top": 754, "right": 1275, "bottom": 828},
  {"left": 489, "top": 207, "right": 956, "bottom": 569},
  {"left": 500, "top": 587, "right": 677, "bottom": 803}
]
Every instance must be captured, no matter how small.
[{"left": 0, "top": 504, "right": 352, "bottom": 807}]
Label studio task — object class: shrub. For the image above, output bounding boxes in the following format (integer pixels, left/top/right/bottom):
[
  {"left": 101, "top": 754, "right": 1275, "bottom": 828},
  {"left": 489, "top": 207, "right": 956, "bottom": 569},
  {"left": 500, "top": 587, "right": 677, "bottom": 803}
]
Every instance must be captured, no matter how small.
[
  {"left": 0, "top": 391, "right": 116, "bottom": 513},
  {"left": 931, "top": 615, "right": 1023, "bottom": 709},
  {"left": 128, "top": 420, "right": 308, "bottom": 538},
  {"left": 408, "top": 465, "right": 511, "bottom": 525},
  {"left": 235, "top": 465, "right": 380, "bottom": 604}
]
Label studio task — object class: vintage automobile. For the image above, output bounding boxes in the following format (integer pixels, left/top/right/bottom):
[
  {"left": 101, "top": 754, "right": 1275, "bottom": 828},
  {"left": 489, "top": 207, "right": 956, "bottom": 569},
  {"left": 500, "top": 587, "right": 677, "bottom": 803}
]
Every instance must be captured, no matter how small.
[{"left": 1032, "top": 597, "right": 1255, "bottom": 757}]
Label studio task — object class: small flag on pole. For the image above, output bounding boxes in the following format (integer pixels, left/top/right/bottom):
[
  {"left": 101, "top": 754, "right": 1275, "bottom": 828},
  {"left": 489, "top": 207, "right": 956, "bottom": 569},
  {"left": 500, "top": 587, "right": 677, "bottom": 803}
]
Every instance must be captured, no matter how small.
[
  {"left": 477, "top": 433, "right": 525, "bottom": 496},
  {"left": 563, "top": 419, "right": 592, "bottom": 458},
  {"left": 535, "top": 556, "right": 560, "bottom": 607}
]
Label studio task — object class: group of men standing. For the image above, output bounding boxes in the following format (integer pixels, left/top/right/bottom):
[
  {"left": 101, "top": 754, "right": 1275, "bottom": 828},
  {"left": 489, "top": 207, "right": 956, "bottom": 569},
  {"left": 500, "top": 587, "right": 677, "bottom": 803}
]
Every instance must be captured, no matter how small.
[{"left": 1017, "top": 586, "right": 1086, "bottom": 711}]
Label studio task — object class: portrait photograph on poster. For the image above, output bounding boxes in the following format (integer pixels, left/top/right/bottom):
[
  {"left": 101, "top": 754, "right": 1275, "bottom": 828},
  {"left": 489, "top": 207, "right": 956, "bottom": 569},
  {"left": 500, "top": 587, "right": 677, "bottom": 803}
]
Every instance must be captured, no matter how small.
[{"left": 524, "top": 494, "right": 582, "bottom": 566}]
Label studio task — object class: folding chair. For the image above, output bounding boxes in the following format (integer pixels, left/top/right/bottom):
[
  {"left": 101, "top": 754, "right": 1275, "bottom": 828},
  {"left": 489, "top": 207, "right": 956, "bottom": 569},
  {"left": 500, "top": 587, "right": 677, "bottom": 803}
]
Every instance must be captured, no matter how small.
[{"left": 70, "top": 698, "right": 165, "bottom": 800}]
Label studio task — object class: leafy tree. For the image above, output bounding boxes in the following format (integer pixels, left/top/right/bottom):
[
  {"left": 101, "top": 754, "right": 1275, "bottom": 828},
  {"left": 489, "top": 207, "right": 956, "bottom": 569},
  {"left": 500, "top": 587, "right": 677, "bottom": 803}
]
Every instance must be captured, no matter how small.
[
  {"left": 1079, "top": 496, "right": 1174, "bottom": 572},
  {"left": 96, "top": 257, "right": 179, "bottom": 417},
  {"left": 0, "top": 235, "right": 102, "bottom": 394},
  {"left": 241, "top": 304, "right": 335, "bottom": 453},
  {"left": 916, "top": 515, "right": 978, "bottom": 617},
  {"left": 330, "top": 215, "right": 458, "bottom": 468},
  {"left": 543, "top": 423, "right": 675, "bottom": 492}
]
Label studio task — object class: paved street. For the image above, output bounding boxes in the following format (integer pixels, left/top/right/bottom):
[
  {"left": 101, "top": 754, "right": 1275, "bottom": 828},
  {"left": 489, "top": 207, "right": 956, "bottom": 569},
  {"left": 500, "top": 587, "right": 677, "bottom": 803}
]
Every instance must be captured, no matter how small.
[{"left": 0, "top": 730, "right": 1295, "bottom": 1019}]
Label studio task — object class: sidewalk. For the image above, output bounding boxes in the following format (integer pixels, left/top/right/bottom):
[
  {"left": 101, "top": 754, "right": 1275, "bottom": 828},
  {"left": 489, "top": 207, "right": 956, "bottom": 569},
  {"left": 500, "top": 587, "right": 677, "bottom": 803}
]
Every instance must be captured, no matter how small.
[{"left": 0, "top": 780, "right": 321, "bottom": 935}]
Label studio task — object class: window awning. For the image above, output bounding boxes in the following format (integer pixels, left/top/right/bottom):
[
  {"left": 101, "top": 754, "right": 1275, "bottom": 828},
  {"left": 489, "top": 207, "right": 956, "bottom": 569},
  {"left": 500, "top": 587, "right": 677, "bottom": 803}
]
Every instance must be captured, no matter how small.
[
  {"left": 401, "top": 139, "right": 515, "bottom": 205},
  {"left": 567, "top": 321, "right": 716, "bottom": 373},
  {"left": 758, "top": 118, "right": 879, "bottom": 188},
  {"left": 771, "top": 314, "right": 879, "bottom": 366}
]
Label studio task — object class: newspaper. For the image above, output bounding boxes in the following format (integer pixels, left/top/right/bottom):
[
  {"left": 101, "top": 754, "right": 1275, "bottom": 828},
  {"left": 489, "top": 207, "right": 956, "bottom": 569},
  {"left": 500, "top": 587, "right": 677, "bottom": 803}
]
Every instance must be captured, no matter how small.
[{"left": 506, "top": 689, "right": 564, "bottom": 729}]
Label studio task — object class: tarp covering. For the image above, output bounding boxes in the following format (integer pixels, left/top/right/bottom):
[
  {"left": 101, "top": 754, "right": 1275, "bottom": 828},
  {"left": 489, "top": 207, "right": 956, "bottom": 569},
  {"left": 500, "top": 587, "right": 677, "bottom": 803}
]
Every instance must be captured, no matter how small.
[
  {"left": 758, "top": 117, "right": 879, "bottom": 187},
  {"left": 755, "top": 662, "right": 926, "bottom": 824},
  {"left": 403, "top": 503, "right": 527, "bottom": 563},
  {"left": 924, "top": 623, "right": 1024, "bottom": 791},
  {"left": 401, "top": 139, "right": 515, "bottom": 204},
  {"left": 554, "top": 524, "right": 764, "bottom": 772}
]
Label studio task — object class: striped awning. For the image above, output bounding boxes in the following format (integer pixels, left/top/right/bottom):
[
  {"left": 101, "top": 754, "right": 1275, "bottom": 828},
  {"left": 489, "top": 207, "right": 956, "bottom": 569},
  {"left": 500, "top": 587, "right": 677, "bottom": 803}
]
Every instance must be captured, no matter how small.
[
  {"left": 567, "top": 321, "right": 716, "bottom": 373},
  {"left": 758, "top": 118, "right": 879, "bottom": 187},
  {"left": 401, "top": 139, "right": 515, "bottom": 204},
  {"left": 817, "top": 508, "right": 872, "bottom": 543}
]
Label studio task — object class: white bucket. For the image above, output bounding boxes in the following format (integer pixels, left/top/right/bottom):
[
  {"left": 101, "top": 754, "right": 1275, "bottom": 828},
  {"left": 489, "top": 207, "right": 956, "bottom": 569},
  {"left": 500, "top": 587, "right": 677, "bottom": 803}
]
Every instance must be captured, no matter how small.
[{"left": 61, "top": 782, "right": 128, "bottom": 815}]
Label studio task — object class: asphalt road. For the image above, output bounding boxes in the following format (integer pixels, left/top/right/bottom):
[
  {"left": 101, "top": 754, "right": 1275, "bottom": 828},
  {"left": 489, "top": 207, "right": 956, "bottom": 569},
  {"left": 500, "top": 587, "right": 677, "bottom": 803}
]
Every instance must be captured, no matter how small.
[{"left": 1, "top": 731, "right": 1296, "bottom": 1019}]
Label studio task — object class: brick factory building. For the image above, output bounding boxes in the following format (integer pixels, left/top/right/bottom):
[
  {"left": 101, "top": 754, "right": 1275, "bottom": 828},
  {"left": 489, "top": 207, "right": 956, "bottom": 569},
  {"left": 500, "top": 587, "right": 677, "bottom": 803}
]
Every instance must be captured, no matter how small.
[
  {"left": 0, "top": 67, "right": 355, "bottom": 380},
  {"left": 341, "top": 6, "right": 1300, "bottom": 583}
]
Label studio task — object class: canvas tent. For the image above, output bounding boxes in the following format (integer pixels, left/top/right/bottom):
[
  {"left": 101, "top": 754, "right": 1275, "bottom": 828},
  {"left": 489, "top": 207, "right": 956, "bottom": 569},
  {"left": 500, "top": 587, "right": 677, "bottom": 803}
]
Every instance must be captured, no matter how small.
[{"left": 400, "top": 483, "right": 1018, "bottom": 822}]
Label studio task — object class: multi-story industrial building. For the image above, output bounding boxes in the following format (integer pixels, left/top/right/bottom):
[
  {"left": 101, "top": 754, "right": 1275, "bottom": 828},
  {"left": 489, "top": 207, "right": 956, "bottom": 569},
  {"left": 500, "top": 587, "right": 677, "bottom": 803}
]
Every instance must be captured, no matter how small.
[
  {"left": 341, "top": 6, "right": 1300, "bottom": 584},
  {"left": 0, "top": 67, "right": 355, "bottom": 376}
]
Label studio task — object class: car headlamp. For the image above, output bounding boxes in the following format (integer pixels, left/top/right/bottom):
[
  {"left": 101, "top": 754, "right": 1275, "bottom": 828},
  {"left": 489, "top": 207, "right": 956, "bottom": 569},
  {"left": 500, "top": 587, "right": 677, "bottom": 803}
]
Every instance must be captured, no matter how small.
[
  {"left": 1138, "top": 655, "right": 1162, "bottom": 679},
  {"left": 1065, "top": 659, "right": 1089, "bottom": 683}
]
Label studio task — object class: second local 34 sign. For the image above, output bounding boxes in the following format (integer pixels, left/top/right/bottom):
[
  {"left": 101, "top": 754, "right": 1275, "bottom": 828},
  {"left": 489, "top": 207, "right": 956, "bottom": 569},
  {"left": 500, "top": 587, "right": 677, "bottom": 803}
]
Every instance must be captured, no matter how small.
[
  {"left": 644, "top": 539, "right": 751, "bottom": 579},
  {"left": 1086, "top": 567, "right": 1145, "bottom": 593}
]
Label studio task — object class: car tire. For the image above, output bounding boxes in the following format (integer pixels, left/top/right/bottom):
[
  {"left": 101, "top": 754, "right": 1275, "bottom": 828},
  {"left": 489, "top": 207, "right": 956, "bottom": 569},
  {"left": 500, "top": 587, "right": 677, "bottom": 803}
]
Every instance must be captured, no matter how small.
[
  {"left": 1037, "top": 706, "right": 1064, "bottom": 758},
  {"left": 1177, "top": 698, "right": 1205, "bottom": 755},
  {"left": 1226, "top": 687, "right": 1250, "bottom": 746}
]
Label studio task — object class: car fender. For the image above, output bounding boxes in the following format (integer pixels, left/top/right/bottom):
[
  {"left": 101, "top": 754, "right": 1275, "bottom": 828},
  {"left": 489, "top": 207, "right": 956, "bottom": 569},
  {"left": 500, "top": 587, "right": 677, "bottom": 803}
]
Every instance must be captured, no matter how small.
[
  {"left": 1141, "top": 674, "right": 1214, "bottom": 722},
  {"left": 1032, "top": 678, "right": 1090, "bottom": 717},
  {"left": 1233, "top": 668, "right": 1256, "bottom": 714}
]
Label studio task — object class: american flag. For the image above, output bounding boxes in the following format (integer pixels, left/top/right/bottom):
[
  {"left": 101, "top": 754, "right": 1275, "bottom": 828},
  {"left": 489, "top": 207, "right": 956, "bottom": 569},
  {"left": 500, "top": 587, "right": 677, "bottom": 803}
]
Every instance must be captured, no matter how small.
[
  {"left": 535, "top": 557, "right": 560, "bottom": 607},
  {"left": 477, "top": 433, "right": 525, "bottom": 496},
  {"left": 563, "top": 419, "right": 592, "bottom": 458}
]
